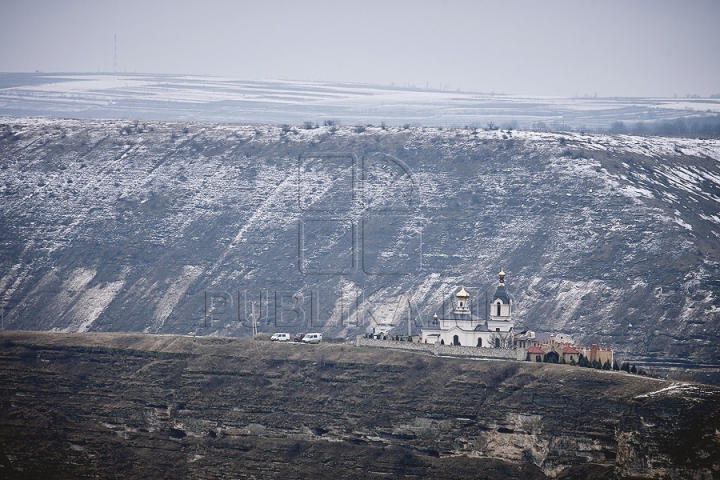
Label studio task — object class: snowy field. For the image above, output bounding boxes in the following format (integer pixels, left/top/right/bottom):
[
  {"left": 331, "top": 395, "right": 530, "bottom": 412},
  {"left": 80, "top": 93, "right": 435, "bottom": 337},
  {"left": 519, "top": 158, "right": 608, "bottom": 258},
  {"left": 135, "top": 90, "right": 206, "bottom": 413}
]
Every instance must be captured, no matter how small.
[{"left": 1, "top": 73, "right": 718, "bottom": 129}]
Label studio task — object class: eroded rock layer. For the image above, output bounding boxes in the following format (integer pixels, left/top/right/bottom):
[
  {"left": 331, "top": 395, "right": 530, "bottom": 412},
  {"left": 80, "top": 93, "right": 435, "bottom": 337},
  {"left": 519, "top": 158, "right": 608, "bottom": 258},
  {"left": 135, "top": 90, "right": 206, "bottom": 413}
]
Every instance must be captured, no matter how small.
[{"left": 1, "top": 332, "right": 718, "bottom": 479}]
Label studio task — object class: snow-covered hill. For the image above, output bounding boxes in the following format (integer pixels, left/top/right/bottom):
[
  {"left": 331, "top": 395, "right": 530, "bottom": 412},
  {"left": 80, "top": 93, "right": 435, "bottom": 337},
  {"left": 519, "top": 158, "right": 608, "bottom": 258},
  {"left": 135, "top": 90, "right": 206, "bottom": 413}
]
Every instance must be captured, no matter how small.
[{"left": 1, "top": 117, "right": 719, "bottom": 376}]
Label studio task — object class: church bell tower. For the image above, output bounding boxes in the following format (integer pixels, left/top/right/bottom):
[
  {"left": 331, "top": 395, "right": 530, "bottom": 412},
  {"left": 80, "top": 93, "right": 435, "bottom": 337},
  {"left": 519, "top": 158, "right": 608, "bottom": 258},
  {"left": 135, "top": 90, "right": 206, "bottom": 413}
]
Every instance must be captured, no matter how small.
[
  {"left": 454, "top": 286, "right": 471, "bottom": 315},
  {"left": 490, "top": 269, "right": 512, "bottom": 320}
]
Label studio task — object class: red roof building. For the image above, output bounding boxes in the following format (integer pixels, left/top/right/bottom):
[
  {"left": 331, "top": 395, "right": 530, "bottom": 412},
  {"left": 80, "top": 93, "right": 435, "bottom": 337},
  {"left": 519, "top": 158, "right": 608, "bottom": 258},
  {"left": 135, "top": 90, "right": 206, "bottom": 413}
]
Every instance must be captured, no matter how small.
[
  {"left": 562, "top": 346, "right": 580, "bottom": 364},
  {"left": 518, "top": 331, "right": 613, "bottom": 366},
  {"left": 527, "top": 346, "right": 544, "bottom": 362}
]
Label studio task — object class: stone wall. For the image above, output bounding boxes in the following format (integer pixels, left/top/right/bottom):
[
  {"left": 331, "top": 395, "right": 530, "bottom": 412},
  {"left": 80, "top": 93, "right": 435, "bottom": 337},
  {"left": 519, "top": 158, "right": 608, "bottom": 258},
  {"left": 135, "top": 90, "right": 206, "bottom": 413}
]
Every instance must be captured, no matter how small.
[{"left": 356, "top": 336, "right": 525, "bottom": 361}]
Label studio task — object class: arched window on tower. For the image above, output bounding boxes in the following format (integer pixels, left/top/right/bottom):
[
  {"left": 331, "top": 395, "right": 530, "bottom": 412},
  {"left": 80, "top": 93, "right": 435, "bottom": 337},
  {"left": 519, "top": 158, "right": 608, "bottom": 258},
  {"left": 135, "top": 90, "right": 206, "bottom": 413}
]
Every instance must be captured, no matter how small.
[{"left": 497, "top": 302, "right": 501, "bottom": 317}]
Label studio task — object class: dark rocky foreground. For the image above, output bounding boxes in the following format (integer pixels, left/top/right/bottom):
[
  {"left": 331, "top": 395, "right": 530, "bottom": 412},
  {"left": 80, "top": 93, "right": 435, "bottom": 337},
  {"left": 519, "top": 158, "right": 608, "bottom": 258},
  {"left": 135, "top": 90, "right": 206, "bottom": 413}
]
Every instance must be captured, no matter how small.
[{"left": 1, "top": 332, "right": 718, "bottom": 479}]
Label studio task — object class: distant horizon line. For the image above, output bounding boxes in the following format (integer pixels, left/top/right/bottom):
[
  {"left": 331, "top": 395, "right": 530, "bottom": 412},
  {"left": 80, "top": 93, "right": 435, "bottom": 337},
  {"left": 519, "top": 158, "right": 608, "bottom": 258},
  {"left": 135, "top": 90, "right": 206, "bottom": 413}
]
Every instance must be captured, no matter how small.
[{"left": 2, "top": 70, "right": 718, "bottom": 102}]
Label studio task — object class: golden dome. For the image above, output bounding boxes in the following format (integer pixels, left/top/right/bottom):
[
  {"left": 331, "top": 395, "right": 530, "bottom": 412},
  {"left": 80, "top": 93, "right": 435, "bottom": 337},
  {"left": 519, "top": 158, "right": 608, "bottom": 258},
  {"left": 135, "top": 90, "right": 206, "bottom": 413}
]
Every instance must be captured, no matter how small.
[{"left": 456, "top": 286, "right": 470, "bottom": 298}]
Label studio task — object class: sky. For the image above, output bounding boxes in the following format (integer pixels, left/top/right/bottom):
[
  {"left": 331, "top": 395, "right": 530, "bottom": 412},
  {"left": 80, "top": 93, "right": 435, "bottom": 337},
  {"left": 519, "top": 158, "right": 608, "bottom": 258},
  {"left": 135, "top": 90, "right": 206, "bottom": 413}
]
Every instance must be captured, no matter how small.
[{"left": 1, "top": 0, "right": 719, "bottom": 98}]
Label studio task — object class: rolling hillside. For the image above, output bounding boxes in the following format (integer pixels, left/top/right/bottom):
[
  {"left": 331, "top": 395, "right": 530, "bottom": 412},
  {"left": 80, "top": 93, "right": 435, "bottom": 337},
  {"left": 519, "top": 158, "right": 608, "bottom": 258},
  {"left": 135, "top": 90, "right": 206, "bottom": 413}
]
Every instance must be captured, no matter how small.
[{"left": 1, "top": 117, "right": 719, "bottom": 377}]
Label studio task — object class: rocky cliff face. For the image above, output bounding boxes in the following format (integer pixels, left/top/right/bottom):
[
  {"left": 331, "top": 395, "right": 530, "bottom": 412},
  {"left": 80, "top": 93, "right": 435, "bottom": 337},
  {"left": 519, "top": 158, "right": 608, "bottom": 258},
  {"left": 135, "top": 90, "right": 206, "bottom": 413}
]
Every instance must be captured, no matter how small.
[
  {"left": 616, "top": 383, "right": 720, "bottom": 478},
  {"left": 1, "top": 332, "right": 718, "bottom": 479},
  {"left": 1, "top": 118, "right": 719, "bottom": 377}
]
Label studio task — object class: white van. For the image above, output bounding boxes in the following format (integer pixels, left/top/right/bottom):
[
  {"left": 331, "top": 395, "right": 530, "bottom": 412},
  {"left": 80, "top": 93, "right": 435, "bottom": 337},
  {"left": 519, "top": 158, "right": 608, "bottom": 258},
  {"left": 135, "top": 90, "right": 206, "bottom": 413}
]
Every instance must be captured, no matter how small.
[
  {"left": 270, "top": 333, "right": 291, "bottom": 342},
  {"left": 301, "top": 333, "right": 322, "bottom": 344}
]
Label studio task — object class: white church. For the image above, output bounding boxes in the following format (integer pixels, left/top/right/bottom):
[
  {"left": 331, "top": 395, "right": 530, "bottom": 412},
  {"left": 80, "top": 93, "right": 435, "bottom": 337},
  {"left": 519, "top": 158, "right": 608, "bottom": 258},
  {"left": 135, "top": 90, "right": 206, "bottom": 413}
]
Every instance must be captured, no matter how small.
[{"left": 421, "top": 270, "right": 515, "bottom": 348}]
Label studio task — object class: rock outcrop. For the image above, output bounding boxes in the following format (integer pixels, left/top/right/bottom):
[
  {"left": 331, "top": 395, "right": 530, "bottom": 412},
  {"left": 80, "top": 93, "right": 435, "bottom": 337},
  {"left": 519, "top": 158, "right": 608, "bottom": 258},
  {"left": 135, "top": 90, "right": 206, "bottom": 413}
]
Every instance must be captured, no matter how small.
[{"left": 1, "top": 332, "right": 718, "bottom": 478}]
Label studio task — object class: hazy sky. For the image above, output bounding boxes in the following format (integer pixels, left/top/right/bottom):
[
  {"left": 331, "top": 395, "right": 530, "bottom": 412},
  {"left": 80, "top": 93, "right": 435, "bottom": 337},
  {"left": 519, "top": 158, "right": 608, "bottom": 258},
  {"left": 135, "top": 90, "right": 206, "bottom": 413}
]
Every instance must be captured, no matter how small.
[{"left": 1, "top": 0, "right": 719, "bottom": 97}]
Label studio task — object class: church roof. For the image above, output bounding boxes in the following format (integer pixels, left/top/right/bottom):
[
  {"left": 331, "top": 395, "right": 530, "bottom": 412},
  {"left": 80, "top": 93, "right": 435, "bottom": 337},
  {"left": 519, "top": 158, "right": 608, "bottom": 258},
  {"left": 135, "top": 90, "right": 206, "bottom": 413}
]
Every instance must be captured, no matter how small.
[
  {"left": 456, "top": 286, "right": 470, "bottom": 298},
  {"left": 492, "top": 284, "right": 512, "bottom": 303},
  {"left": 527, "top": 346, "right": 544, "bottom": 354},
  {"left": 492, "top": 269, "right": 512, "bottom": 303}
]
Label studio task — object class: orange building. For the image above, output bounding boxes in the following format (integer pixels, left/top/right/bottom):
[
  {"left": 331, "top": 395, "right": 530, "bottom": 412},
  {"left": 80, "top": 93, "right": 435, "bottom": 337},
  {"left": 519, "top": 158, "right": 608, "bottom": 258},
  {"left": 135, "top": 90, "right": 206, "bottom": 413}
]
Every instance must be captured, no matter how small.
[{"left": 578, "top": 344, "right": 613, "bottom": 365}]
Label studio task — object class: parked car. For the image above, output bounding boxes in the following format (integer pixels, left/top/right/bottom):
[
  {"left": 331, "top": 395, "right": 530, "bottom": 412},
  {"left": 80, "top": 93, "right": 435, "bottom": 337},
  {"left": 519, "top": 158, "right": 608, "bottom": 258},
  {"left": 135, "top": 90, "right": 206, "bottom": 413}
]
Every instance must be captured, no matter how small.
[
  {"left": 294, "top": 333, "right": 306, "bottom": 342},
  {"left": 301, "top": 333, "right": 322, "bottom": 344},
  {"left": 270, "top": 333, "right": 291, "bottom": 342}
]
